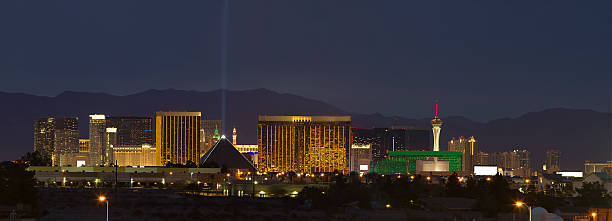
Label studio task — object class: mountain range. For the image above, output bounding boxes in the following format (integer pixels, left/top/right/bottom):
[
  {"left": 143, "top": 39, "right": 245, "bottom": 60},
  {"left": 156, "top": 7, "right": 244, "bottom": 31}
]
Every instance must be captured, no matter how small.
[{"left": 0, "top": 88, "right": 609, "bottom": 170}]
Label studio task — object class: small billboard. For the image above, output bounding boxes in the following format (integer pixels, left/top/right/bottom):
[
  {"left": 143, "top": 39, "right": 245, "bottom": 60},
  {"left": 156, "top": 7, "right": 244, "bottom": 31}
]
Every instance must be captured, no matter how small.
[{"left": 474, "top": 165, "right": 498, "bottom": 176}]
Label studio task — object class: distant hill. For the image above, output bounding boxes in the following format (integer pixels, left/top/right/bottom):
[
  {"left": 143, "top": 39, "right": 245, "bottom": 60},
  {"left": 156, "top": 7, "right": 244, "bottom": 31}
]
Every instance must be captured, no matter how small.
[{"left": 0, "top": 89, "right": 609, "bottom": 170}]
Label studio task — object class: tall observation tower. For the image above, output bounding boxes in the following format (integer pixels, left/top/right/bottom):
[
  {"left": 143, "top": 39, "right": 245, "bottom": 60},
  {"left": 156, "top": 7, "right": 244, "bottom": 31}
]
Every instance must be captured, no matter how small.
[{"left": 431, "top": 103, "right": 443, "bottom": 151}]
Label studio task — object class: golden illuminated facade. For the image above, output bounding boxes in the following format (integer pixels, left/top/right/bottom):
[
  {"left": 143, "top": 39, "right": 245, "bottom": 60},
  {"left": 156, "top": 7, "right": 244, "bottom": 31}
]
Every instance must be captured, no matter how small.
[
  {"left": 258, "top": 116, "right": 352, "bottom": 173},
  {"left": 112, "top": 144, "right": 158, "bottom": 166},
  {"left": 232, "top": 127, "right": 237, "bottom": 145},
  {"left": 78, "top": 139, "right": 90, "bottom": 153},
  {"left": 156, "top": 112, "right": 201, "bottom": 166}
]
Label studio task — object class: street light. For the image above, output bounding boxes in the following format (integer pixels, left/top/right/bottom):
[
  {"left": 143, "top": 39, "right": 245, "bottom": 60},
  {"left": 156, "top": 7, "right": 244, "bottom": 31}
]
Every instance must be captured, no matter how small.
[
  {"left": 252, "top": 180, "right": 258, "bottom": 198},
  {"left": 515, "top": 201, "right": 531, "bottom": 221},
  {"left": 98, "top": 195, "right": 109, "bottom": 221}
]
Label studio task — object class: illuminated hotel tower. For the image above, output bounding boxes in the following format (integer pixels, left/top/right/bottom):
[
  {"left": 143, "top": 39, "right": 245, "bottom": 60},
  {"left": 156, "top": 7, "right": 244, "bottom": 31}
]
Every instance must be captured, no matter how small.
[
  {"left": 156, "top": 112, "right": 201, "bottom": 166},
  {"left": 89, "top": 114, "right": 107, "bottom": 166},
  {"left": 258, "top": 116, "right": 352, "bottom": 173},
  {"left": 431, "top": 103, "right": 443, "bottom": 151}
]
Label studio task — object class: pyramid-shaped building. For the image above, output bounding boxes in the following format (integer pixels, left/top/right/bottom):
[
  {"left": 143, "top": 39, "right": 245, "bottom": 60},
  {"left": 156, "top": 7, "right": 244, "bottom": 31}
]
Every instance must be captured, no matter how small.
[{"left": 200, "top": 136, "right": 257, "bottom": 171}]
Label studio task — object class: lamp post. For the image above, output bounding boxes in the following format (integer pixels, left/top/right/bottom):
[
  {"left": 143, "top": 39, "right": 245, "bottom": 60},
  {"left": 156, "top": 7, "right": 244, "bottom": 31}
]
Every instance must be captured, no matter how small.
[
  {"left": 515, "top": 201, "right": 531, "bottom": 221},
  {"left": 252, "top": 180, "right": 258, "bottom": 198},
  {"left": 99, "top": 195, "right": 109, "bottom": 221}
]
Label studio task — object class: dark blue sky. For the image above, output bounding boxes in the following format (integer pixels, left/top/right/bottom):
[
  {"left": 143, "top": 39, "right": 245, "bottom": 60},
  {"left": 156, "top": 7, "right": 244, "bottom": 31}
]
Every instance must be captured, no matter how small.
[{"left": 1, "top": 1, "right": 610, "bottom": 121}]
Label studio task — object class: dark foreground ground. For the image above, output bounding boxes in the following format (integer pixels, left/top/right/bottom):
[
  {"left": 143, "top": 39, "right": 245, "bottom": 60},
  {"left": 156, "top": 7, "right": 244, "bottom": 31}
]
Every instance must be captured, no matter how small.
[{"left": 37, "top": 188, "right": 520, "bottom": 221}]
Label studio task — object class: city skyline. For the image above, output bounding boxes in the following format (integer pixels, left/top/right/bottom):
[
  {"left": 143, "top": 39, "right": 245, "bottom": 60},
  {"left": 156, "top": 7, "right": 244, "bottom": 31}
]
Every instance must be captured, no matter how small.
[
  {"left": 1, "top": 89, "right": 608, "bottom": 170},
  {"left": 2, "top": 1, "right": 611, "bottom": 219}
]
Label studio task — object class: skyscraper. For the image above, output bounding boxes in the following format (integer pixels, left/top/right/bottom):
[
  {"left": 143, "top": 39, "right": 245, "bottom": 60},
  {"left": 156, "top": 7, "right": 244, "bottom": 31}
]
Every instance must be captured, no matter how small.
[
  {"left": 156, "top": 112, "right": 201, "bottom": 166},
  {"left": 491, "top": 149, "right": 530, "bottom": 176},
  {"left": 513, "top": 149, "right": 531, "bottom": 177},
  {"left": 104, "top": 127, "right": 117, "bottom": 165},
  {"left": 33, "top": 117, "right": 79, "bottom": 165},
  {"left": 545, "top": 149, "right": 561, "bottom": 173},
  {"left": 33, "top": 118, "right": 55, "bottom": 162},
  {"left": 106, "top": 117, "right": 153, "bottom": 146},
  {"left": 258, "top": 116, "right": 352, "bottom": 173},
  {"left": 448, "top": 136, "right": 479, "bottom": 172},
  {"left": 402, "top": 127, "right": 431, "bottom": 150},
  {"left": 474, "top": 151, "right": 490, "bottom": 166},
  {"left": 88, "top": 114, "right": 107, "bottom": 166},
  {"left": 201, "top": 119, "right": 222, "bottom": 156},
  {"left": 352, "top": 128, "right": 407, "bottom": 167},
  {"left": 431, "top": 103, "right": 443, "bottom": 151}
]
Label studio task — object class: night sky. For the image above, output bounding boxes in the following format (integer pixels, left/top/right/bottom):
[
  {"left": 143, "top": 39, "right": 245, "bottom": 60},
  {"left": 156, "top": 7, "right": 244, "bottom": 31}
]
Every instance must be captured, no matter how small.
[{"left": 1, "top": 1, "right": 610, "bottom": 121}]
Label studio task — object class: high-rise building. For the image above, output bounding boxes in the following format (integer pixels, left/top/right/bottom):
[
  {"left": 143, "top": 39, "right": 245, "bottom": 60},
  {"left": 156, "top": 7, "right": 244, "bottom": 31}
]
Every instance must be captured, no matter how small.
[
  {"left": 431, "top": 103, "right": 443, "bottom": 151},
  {"left": 350, "top": 144, "right": 372, "bottom": 172},
  {"left": 491, "top": 149, "right": 531, "bottom": 177},
  {"left": 106, "top": 117, "right": 153, "bottom": 146},
  {"left": 474, "top": 151, "right": 490, "bottom": 166},
  {"left": 448, "top": 136, "right": 478, "bottom": 172},
  {"left": 201, "top": 120, "right": 222, "bottom": 156},
  {"left": 513, "top": 149, "right": 530, "bottom": 176},
  {"left": 352, "top": 128, "right": 409, "bottom": 168},
  {"left": 102, "top": 117, "right": 153, "bottom": 166},
  {"left": 258, "top": 116, "right": 352, "bottom": 173},
  {"left": 492, "top": 151, "right": 512, "bottom": 169},
  {"left": 33, "top": 117, "right": 79, "bottom": 165},
  {"left": 389, "top": 126, "right": 431, "bottom": 150},
  {"left": 33, "top": 118, "right": 55, "bottom": 162},
  {"left": 104, "top": 128, "right": 118, "bottom": 165},
  {"left": 156, "top": 112, "right": 201, "bottom": 166},
  {"left": 402, "top": 127, "right": 431, "bottom": 150},
  {"left": 88, "top": 114, "right": 107, "bottom": 166},
  {"left": 545, "top": 149, "right": 561, "bottom": 173}
]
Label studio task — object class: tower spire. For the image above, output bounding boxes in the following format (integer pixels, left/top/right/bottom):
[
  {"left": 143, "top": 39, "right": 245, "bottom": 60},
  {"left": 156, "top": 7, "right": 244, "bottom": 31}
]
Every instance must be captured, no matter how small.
[
  {"left": 431, "top": 99, "right": 443, "bottom": 151},
  {"left": 434, "top": 99, "right": 439, "bottom": 118},
  {"left": 435, "top": 103, "right": 438, "bottom": 118}
]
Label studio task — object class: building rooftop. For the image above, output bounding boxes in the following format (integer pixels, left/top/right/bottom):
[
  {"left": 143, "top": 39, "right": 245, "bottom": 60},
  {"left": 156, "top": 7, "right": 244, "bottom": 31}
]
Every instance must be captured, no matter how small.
[
  {"left": 155, "top": 111, "right": 201, "bottom": 116},
  {"left": 258, "top": 115, "right": 351, "bottom": 122},
  {"left": 389, "top": 151, "right": 462, "bottom": 156}
]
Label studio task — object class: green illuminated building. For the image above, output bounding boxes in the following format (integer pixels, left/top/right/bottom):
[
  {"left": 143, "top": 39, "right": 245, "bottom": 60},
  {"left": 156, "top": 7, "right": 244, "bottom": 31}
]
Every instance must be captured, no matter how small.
[{"left": 371, "top": 151, "right": 462, "bottom": 174}]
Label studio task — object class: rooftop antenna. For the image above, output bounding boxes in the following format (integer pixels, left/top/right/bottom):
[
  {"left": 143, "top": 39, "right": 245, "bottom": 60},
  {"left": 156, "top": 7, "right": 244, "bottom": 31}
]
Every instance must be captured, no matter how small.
[{"left": 434, "top": 98, "right": 439, "bottom": 118}]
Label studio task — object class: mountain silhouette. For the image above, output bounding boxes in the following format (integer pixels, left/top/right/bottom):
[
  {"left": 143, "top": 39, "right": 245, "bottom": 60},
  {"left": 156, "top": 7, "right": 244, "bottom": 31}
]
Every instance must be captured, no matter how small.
[{"left": 0, "top": 89, "right": 609, "bottom": 170}]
